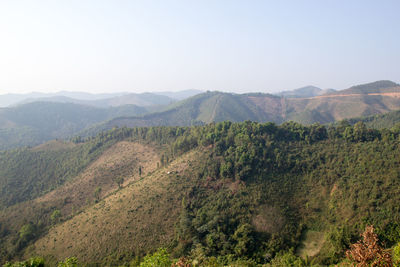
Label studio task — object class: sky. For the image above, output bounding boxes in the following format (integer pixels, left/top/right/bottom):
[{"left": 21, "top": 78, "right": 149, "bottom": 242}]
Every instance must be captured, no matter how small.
[{"left": 0, "top": 0, "right": 399, "bottom": 94}]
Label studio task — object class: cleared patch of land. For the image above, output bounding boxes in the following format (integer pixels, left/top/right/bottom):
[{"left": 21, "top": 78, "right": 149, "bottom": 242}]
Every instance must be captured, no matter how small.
[
  {"left": 296, "top": 230, "right": 325, "bottom": 258},
  {"left": 34, "top": 141, "right": 160, "bottom": 216},
  {"left": 29, "top": 149, "right": 204, "bottom": 263},
  {"left": 0, "top": 141, "right": 160, "bottom": 257},
  {"left": 31, "top": 140, "right": 78, "bottom": 152}
]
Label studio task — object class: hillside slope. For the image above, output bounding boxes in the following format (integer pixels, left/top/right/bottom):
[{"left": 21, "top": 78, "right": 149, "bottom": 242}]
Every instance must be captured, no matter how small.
[
  {"left": 0, "top": 134, "right": 162, "bottom": 262},
  {"left": 2, "top": 81, "right": 400, "bottom": 150},
  {"left": 0, "top": 102, "right": 149, "bottom": 149},
  {"left": 324, "top": 80, "right": 399, "bottom": 95},
  {"left": 286, "top": 92, "right": 400, "bottom": 124},
  {"left": 85, "top": 81, "right": 400, "bottom": 135},
  {"left": 0, "top": 122, "right": 397, "bottom": 265},
  {"left": 277, "top": 85, "right": 324, "bottom": 98},
  {"left": 345, "top": 109, "right": 400, "bottom": 129},
  {"left": 1, "top": 91, "right": 176, "bottom": 108},
  {"left": 31, "top": 149, "right": 202, "bottom": 263},
  {"left": 84, "top": 92, "right": 284, "bottom": 135}
]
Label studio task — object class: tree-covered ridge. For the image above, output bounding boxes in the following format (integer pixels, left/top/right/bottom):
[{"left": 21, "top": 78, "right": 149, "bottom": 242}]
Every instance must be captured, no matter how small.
[
  {"left": 331, "top": 80, "right": 399, "bottom": 95},
  {"left": 86, "top": 82, "right": 400, "bottom": 134},
  {"left": 2, "top": 120, "right": 400, "bottom": 265},
  {"left": 0, "top": 136, "right": 123, "bottom": 209},
  {"left": 1, "top": 80, "right": 400, "bottom": 150},
  {"left": 337, "top": 109, "right": 400, "bottom": 130}
]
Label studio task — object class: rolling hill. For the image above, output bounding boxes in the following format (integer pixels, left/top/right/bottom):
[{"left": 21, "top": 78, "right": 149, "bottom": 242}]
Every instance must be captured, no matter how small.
[
  {"left": 1, "top": 122, "right": 400, "bottom": 266},
  {"left": 5, "top": 90, "right": 202, "bottom": 108},
  {"left": 277, "top": 85, "right": 326, "bottom": 98},
  {"left": 0, "top": 92, "right": 126, "bottom": 108},
  {"left": 16, "top": 92, "right": 176, "bottom": 108},
  {"left": 1, "top": 80, "right": 400, "bottom": 150},
  {"left": 0, "top": 102, "right": 149, "bottom": 150},
  {"left": 333, "top": 109, "right": 400, "bottom": 130},
  {"left": 324, "top": 80, "right": 399, "bottom": 95},
  {"left": 82, "top": 92, "right": 284, "bottom": 135},
  {"left": 86, "top": 80, "right": 400, "bottom": 134}
]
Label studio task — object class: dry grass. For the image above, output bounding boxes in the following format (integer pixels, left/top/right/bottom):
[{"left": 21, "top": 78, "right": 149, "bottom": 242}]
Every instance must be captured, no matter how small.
[
  {"left": 36, "top": 141, "right": 160, "bottom": 214},
  {"left": 0, "top": 141, "right": 160, "bottom": 253},
  {"left": 296, "top": 230, "right": 325, "bottom": 258},
  {"left": 28, "top": 149, "right": 205, "bottom": 263},
  {"left": 31, "top": 140, "right": 77, "bottom": 152}
]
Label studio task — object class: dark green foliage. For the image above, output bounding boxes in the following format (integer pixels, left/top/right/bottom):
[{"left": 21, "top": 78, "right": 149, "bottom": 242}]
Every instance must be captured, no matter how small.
[
  {"left": 18, "top": 223, "right": 38, "bottom": 247},
  {"left": 50, "top": 210, "right": 61, "bottom": 225},
  {"left": 57, "top": 257, "right": 78, "bottom": 267},
  {"left": 3, "top": 257, "right": 45, "bottom": 267},
  {"left": 2, "top": 120, "right": 400, "bottom": 265},
  {"left": 342, "top": 109, "right": 400, "bottom": 129},
  {"left": 0, "top": 136, "right": 117, "bottom": 208},
  {"left": 139, "top": 248, "right": 172, "bottom": 267},
  {"left": 3, "top": 257, "right": 79, "bottom": 267},
  {"left": 93, "top": 187, "right": 102, "bottom": 202}
]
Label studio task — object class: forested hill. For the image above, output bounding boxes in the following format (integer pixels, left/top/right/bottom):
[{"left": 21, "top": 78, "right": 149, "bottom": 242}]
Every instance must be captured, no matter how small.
[
  {"left": 87, "top": 80, "right": 400, "bottom": 134},
  {"left": 1, "top": 121, "right": 400, "bottom": 265},
  {"left": 0, "top": 90, "right": 203, "bottom": 108},
  {"left": 334, "top": 109, "right": 400, "bottom": 130},
  {"left": 0, "top": 102, "right": 149, "bottom": 150},
  {"left": 18, "top": 92, "right": 175, "bottom": 108},
  {"left": 2, "top": 80, "right": 400, "bottom": 150},
  {"left": 276, "top": 85, "right": 326, "bottom": 98},
  {"left": 324, "top": 80, "right": 399, "bottom": 95},
  {"left": 84, "top": 92, "right": 284, "bottom": 133}
]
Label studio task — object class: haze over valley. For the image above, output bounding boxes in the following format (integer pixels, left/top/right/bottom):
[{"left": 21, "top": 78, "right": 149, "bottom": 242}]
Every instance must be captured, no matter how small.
[{"left": 1, "top": 1, "right": 400, "bottom": 266}]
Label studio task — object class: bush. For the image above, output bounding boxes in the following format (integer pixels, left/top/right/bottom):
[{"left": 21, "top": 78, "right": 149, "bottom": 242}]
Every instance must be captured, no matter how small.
[
  {"left": 393, "top": 242, "right": 400, "bottom": 266},
  {"left": 140, "top": 248, "right": 172, "bottom": 267},
  {"left": 3, "top": 257, "right": 45, "bottom": 267}
]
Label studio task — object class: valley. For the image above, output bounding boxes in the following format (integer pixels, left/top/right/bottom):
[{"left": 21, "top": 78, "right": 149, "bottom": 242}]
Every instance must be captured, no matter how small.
[
  {"left": 2, "top": 1, "right": 399, "bottom": 265},
  {"left": 1, "top": 120, "right": 400, "bottom": 266}
]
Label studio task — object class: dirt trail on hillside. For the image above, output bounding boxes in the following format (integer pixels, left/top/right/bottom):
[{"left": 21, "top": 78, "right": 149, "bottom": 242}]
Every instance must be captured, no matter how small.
[{"left": 304, "top": 92, "right": 400, "bottom": 100}]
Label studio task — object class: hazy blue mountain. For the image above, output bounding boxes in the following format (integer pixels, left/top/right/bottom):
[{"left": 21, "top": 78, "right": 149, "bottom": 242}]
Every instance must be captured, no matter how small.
[
  {"left": 87, "top": 93, "right": 175, "bottom": 107},
  {"left": 0, "top": 92, "right": 125, "bottom": 107},
  {"left": 277, "top": 85, "right": 323, "bottom": 98},
  {"left": 0, "top": 102, "right": 149, "bottom": 149},
  {"left": 325, "top": 80, "right": 399, "bottom": 95},
  {"left": 2, "top": 80, "right": 400, "bottom": 149},
  {"left": 152, "top": 89, "right": 203, "bottom": 100},
  {"left": 85, "top": 80, "right": 400, "bottom": 134},
  {"left": 12, "top": 92, "right": 180, "bottom": 108}
]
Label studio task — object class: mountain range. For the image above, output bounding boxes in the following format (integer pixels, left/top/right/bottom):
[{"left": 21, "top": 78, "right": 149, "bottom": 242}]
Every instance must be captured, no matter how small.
[
  {"left": 276, "top": 85, "right": 336, "bottom": 98},
  {"left": 2, "top": 81, "right": 400, "bottom": 265},
  {"left": 0, "top": 80, "right": 400, "bottom": 150},
  {"left": 0, "top": 89, "right": 203, "bottom": 108},
  {"left": 94, "top": 80, "right": 400, "bottom": 132}
]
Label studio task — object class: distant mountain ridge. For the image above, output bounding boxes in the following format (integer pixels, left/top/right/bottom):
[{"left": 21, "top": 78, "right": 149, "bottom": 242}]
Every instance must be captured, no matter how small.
[
  {"left": 276, "top": 86, "right": 337, "bottom": 98},
  {"left": 150, "top": 89, "right": 203, "bottom": 100},
  {"left": 83, "top": 92, "right": 283, "bottom": 135},
  {"left": 0, "top": 92, "right": 126, "bottom": 107},
  {"left": 89, "top": 80, "right": 400, "bottom": 133},
  {"left": 1, "top": 80, "right": 400, "bottom": 149},
  {"left": 0, "top": 90, "right": 203, "bottom": 107},
  {"left": 0, "top": 102, "right": 149, "bottom": 149},
  {"left": 277, "top": 85, "right": 322, "bottom": 98},
  {"left": 325, "top": 80, "right": 399, "bottom": 95},
  {"left": 15, "top": 92, "right": 175, "bottom": 108}
]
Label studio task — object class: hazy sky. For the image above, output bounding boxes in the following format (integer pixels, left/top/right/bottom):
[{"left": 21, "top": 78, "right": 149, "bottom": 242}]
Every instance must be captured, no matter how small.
[{"left": 0, "top": 0, "right": 399, "bottom": 94}]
